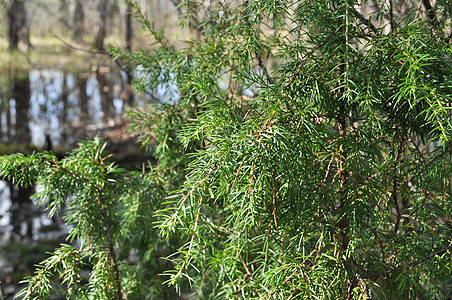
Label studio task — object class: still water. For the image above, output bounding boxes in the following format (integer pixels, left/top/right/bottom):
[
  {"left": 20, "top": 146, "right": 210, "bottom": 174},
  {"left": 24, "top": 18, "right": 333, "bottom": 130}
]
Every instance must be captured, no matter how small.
[
  {"left": 1, "top": 66, "right": 134, "bottom": 148},
  {"left": 0, "top": 64, "right": 148, "bottom": 298}
]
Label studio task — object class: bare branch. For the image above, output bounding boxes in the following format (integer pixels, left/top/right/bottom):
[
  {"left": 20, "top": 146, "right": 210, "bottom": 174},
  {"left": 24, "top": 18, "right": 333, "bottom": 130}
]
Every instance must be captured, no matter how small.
[{"left": 53, "top": 34, "right": 108, "bottom": 55}]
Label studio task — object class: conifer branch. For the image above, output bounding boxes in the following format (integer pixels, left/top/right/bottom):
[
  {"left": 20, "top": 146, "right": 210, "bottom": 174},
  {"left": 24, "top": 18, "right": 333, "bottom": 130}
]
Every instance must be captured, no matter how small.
[{"left": 98, "top": 187, "right": 123, "bottom": 300}]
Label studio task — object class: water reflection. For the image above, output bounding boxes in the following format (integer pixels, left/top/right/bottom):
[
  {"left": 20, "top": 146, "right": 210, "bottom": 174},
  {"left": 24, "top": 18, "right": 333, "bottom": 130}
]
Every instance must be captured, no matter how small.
[
  {"left": 6, "top": 182, "right": 34, "bottom": 241},
  {"left": 1, "top": 66, "right": 140, "bottom": 237},
  {"left": 2, "top": 72, "right": 35, "bottom": 242},
  {"left": 26, "top": 67, "right": 130, "bottom": 147},
  {"left": 0, "top": 68, "right": 138, "bottom": 147},
  {"left": 12, "top": 72, "right": 31, "bottom": 144},
  {"left": 0, "top": 66, "right": 142, "bottom": 298},
  {"left": 0, "top": 181, "right": 65, "bottom": 242}
]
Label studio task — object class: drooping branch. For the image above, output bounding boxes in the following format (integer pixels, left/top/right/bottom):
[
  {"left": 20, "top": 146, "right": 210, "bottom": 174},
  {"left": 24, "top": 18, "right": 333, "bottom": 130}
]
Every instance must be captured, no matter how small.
[
  {"left": 95, "top": 154, "right": 122, "bottom": 299},
  {"left": 98, "top": 187, "right": 123, "bottom": 300}
]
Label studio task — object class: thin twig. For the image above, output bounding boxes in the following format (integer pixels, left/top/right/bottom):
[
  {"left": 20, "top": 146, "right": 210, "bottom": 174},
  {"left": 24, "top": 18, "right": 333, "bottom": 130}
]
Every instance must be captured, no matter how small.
[
  {"left": 364, "top": 241, "right": 452, "bottom": 279},
  {"left": 53, "top": 34, "right": 108, "bottom": 55}
]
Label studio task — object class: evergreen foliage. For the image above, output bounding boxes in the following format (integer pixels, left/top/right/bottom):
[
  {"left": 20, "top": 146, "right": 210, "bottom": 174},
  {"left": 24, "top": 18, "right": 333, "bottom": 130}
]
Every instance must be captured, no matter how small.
[{"left": 1, "top": 0, "right": 451, "bottom": 299}]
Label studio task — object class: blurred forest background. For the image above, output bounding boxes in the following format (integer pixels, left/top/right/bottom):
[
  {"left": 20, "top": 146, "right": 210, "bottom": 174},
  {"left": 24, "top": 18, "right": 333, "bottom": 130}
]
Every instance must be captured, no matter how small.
[
  {"left": 0, "top": 0, "right": 180, "bottom": 51},
  {"left": 0, "top": 0, "right": 180, "bottom": 151},
  {"left": 0, "top": 1, "right": 180, "bottom": 298}
]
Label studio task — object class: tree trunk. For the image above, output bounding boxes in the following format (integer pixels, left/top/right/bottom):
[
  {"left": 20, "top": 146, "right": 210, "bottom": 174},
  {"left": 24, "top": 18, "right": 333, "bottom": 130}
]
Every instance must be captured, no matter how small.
[
  {"left": 125, "top": 2, "right": 133, "bottom": 51},
  {"left": 73, "top": 0, "right": 85, "bottom": 41},
  {"left": 7, "top": 0, "right": 29, "bottom": 50},
  {"left": 109, "top": 0, "right": 121, "bottom": 34},
  {"left": 59, "top": 0, "right": 70, "bottom": 29},
  {"left": 94, "top": 0, "right": 108, "bottom": 51},
  {"left": 124, "top": 2, "right": 135, "bottom": 106}
]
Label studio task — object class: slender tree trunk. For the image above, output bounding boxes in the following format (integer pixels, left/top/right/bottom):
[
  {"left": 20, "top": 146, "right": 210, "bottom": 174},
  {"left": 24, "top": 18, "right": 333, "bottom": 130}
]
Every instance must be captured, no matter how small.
[
  {"left": 109, "top": 0, "right": 121, "bottom": 35},
  {"left": 59, "top": 0, "right": 70, "bottom": 29},
  {"left": 94, "top": 0, "right": 108, "bottom": 51},
  {"left": 7, "top": 0, "right": 29, "bottom": 50},
  {"left": 125, "top": 2, "right": 134, "bottom": 106},
  {"left": 125, "top": 2, "right": 133, "bottom": 51},
  {"left": 73, "top": 0, "right": 85, "bottom": 41},
  {"left": 388, "top": 0, "right": 394, "bottom": 33}
]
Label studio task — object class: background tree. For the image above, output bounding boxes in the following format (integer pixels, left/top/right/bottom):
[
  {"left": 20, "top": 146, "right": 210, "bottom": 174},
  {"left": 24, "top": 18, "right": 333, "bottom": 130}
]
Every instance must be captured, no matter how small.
[
  {"left": 58, "top": 0, "right": 70, "bottom": 29},
  {"left": 1, "top": 0, "right": 451, "bottom": 299},
  {"left": 6, "top": 0, "right": 29, "bottom": 50},
  {"left": 124, "top": 1, "right": 135, "bottom": 105},
  {"left": 72, "top": 0, "right": 85, "bottom": 41},
  {"left": 94, "top": 0, "right": 109, "bottom": 50}
]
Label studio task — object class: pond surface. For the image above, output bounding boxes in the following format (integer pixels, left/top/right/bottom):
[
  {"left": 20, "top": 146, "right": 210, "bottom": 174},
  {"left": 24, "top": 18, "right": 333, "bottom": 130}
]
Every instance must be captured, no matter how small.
[
  {"left": 1, "top": 66, "right": 136, "bottom": 148},
  {"left": 0, "top": 63, "right": 150, "bottom": 298}
]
